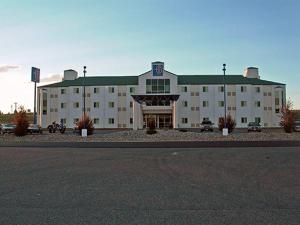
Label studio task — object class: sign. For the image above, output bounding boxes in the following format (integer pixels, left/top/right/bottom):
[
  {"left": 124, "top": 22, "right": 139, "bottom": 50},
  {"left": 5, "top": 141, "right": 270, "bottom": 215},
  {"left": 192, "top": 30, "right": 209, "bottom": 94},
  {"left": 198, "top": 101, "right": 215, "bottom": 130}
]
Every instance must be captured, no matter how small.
[
  {"left": 31, "top": 67, "right": 40, "bottom": 83},
  {"left": 152, "top": 64, "right": 164, "bottom": 76}
]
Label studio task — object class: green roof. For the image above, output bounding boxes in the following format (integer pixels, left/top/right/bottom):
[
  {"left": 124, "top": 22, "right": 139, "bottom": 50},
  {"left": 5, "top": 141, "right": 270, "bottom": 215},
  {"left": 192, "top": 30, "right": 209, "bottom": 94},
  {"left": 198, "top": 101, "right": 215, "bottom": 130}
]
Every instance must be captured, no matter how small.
[
  {"left": 39, "top": 75, "right": 284, "bottom": 88},
  {"left": 177, "top": 75, "right": 284, "bottom": 85}
]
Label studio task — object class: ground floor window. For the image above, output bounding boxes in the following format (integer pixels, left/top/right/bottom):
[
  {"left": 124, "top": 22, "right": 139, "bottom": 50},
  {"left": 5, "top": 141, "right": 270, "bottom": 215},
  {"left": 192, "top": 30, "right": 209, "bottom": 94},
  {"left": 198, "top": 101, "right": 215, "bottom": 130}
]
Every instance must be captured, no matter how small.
[{"left": 241, "top": 117, "right": 247, "bottom": 124}]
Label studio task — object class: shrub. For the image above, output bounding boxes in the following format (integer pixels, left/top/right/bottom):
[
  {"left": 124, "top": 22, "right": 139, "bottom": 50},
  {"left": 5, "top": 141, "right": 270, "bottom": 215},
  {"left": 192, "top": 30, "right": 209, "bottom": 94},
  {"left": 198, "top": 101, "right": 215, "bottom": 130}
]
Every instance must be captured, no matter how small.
[
  {"left": 77, "top": 114, "right": 94, "bottom": 135},
  {"left": 218, "top": 115, "right": 236, "bottom": 133},
  {"left": 280, "top": 99, "right": 296, "bottom": 133},
  {"left": 146, "top": 117, "right": 156, "bottom": 135},
  {"left": 13, "top": 106, "right": 29, "bottom": 137}
]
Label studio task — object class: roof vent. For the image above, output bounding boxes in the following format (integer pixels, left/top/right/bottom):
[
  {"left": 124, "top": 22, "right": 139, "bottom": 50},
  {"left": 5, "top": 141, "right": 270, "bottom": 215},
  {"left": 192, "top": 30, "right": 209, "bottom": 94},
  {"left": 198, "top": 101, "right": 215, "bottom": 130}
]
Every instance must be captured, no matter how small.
[
  {"left": 243, "top": 67, "right": 260, "bottom": 79},
  {"left": 63, "top": 70, "right": 78, "bottom": 80}
]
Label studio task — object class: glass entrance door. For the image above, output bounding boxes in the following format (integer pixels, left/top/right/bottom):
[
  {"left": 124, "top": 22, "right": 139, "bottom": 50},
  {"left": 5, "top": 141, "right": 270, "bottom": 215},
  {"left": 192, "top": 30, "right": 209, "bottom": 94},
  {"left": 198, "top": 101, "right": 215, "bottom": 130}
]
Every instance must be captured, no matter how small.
[{"left": 143, "top": 114, "right": 173, "bottom": 129}]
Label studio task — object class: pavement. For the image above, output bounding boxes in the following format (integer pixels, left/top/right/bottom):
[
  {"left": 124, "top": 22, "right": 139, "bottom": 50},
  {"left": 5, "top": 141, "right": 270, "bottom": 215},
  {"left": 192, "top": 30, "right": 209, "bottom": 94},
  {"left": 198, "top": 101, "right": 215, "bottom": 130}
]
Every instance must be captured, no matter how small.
[{"left": 0, "top": 146, "right": 299, "bottom": 225}]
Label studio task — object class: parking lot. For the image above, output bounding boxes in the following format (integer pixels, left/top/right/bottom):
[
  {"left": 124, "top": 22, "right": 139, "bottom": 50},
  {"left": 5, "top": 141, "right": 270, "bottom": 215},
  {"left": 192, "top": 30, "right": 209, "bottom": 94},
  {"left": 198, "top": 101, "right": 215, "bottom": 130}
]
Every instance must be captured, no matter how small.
[{"left": 0, "top": 146, "right": 299, "bottom": 225}]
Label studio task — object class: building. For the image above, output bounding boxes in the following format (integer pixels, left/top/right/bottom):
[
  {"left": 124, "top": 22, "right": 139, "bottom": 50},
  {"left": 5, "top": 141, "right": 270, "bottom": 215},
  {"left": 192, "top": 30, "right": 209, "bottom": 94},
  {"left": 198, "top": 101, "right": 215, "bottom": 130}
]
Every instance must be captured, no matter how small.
[{"left": 37, "top": 62, "right": 286, "bottom": 129}]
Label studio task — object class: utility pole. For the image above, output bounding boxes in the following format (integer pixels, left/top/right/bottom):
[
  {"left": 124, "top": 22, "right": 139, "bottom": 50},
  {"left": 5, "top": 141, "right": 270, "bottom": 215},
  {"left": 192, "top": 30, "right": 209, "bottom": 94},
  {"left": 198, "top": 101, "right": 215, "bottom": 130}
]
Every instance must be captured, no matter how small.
[
  {"left": 83, "top": 66, "right": 87, "bottom": 117},
  {"left": 223, "top": 64, "right": 227, "bottom": 128}
]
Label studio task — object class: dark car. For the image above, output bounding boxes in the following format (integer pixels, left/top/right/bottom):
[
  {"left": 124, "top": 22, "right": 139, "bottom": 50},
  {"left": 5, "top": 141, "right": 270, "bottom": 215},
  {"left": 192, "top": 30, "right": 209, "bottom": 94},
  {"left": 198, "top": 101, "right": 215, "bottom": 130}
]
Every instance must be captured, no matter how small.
[
  {"left": 247, "top": 122, "right": 262, "bottom": 132},
  {"left": 27, "top": 124, "right": 43, "bottom": 134},
  {"left": 294, "top": 121, "right": 300, "bottom": 132},
  {"left": 0, "top": 124, "right": 16, "bottom": 134},
  {"left": 200, "top": 120, "right": 214, "bottom": 132}
]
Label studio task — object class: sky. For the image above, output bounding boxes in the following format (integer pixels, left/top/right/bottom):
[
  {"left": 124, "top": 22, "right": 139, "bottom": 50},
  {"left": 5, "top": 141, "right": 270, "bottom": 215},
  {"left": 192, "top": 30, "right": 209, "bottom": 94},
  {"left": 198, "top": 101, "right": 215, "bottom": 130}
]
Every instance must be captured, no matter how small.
[{"left": 1, "top": 0, "right": 300, "bottom": 113}]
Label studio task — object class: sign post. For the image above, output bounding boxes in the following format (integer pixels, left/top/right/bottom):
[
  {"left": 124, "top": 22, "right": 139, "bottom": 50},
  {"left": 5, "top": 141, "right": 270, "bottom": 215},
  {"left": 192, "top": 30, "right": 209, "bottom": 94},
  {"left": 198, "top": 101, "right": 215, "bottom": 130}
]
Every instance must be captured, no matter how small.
[{"left": 31, "top": 67, "right": 40, "bottom": 124}]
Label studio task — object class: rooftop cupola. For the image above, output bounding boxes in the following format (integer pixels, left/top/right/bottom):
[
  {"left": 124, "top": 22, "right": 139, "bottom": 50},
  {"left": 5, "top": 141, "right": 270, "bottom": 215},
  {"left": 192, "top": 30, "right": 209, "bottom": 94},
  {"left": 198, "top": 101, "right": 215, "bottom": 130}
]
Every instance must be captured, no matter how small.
[{"left": 63, "top": 69, "right": 78, "bottom": 80}]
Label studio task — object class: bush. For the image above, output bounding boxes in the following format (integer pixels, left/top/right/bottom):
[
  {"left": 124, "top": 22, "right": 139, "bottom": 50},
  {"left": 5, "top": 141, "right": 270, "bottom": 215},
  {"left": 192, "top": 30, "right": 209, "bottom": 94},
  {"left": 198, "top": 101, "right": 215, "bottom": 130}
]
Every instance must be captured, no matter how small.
[
  {"left": 146, "top": 117, "right": 156, "bottom": 135},
  {"left": 77, "top": 114, "right": 94, "bottom": 135},
  {"left": 280, "top": 99, "right": 296, "bottom": 133},
  {"left": 218, "top": 115, "right": 236, "bottom": 133},
  {"left": 13, "top": 106, "right": 29, "bottom": 137}
]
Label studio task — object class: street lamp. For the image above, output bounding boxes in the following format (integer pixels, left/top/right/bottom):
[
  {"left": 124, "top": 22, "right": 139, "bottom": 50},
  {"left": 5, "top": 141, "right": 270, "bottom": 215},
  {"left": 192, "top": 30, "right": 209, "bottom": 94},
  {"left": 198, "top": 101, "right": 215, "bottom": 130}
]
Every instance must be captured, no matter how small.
[
  {"left": 223, "top": 63, "right": 227, "bottom": 128},
  {"left": 83, "top": 66, "right": 87, "bottom": 117}
]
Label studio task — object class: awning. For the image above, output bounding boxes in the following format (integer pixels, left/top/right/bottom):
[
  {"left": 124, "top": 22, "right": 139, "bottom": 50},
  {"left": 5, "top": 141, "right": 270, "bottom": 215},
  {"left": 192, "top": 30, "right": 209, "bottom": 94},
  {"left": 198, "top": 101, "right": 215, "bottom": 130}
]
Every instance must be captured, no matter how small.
[{"left": 131, "top": 95, "right": 180, "bottom": 104}]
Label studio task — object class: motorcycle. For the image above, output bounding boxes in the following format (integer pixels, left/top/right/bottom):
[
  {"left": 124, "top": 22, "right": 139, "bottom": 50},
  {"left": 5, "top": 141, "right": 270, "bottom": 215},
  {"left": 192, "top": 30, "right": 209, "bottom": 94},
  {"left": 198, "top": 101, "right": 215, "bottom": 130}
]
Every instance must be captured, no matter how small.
[{"left": 47, "top": 122, "right": 66, "bottom": 134}]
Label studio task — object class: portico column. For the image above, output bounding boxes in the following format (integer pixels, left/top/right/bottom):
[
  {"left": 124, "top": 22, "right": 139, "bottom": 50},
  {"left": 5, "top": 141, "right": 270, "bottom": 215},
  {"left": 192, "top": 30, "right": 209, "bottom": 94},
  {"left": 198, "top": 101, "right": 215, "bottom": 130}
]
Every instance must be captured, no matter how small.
[
  {"left": 133, "top": 100, "right": 143, "bottom": 130},
  {"left": 172, "top": 100, "right": 179, "bottom": 129}
]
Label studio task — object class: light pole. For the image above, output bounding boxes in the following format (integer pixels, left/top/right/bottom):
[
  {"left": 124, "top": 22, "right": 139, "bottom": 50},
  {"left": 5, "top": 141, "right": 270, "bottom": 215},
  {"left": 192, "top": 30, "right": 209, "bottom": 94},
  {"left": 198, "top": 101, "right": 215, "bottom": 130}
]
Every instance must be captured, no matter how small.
[
  {"left": 83, "top": 66, "right": 87, "bottom": 117},
  {"left": 223, "top": 63, "right": 227, "bottom": 129}
]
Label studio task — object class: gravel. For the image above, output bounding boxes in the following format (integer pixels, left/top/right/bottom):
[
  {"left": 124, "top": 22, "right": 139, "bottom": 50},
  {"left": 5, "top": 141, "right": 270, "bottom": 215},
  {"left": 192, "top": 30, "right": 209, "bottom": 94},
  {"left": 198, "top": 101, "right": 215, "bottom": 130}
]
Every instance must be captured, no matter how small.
[{"left": 0, "top": 129, "right": 300, "bottom": 142}]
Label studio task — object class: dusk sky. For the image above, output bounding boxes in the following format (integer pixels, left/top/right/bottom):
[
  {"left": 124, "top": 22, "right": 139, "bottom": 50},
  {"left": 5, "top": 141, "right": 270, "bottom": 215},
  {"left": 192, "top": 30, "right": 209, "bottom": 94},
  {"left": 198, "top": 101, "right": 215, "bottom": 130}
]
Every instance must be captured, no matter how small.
[{"left": 1, "top": 0, "right": 299, "bottom": 113}]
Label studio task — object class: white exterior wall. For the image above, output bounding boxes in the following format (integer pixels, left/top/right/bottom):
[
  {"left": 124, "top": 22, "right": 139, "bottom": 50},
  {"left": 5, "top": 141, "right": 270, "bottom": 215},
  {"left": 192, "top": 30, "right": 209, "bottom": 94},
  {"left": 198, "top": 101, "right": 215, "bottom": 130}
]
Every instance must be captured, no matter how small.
[{"left": 37, "top": 68, "right": 285, "bottom": 129}]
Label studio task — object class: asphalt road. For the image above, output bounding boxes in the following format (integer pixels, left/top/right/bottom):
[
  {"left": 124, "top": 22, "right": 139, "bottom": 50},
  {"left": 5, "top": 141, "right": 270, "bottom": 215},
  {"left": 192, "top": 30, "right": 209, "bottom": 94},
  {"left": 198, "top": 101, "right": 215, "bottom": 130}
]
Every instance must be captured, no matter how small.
[{"left": 0, "top": 147, "right": 299, "bottom": 225}]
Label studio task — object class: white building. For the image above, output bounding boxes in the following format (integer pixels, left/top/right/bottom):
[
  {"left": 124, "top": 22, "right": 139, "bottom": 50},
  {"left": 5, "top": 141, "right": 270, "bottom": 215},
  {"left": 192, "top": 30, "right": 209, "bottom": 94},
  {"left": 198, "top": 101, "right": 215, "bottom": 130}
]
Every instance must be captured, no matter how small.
[{"left": 37, "top": 62, "right": 286, "bottom": 129}]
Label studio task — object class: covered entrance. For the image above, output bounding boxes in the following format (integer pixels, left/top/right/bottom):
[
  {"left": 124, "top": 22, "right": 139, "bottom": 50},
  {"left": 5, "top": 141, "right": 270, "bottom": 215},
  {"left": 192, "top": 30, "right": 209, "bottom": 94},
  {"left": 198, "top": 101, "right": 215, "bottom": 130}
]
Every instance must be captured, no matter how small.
[{"left": 143, "top": 114, "right": 172, "bottom": 129}]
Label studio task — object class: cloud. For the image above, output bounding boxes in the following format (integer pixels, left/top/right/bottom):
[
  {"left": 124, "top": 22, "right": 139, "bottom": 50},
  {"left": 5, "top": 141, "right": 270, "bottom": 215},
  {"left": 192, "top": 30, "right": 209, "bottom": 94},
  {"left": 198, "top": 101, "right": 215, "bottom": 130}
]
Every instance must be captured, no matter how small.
[
  {"left": 0, "top": 65, "right": 19, "bottom": 73},
  {"left": 40, "top": 74, "right": 62, "bottom": 83}
]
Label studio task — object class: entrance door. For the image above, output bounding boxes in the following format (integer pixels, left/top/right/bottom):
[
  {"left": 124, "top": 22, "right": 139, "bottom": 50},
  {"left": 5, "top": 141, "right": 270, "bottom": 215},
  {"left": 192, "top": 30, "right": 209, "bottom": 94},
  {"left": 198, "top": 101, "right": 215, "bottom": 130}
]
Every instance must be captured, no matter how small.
[{"left": 143, "top": 114, "right": 172, "bottom": 129}]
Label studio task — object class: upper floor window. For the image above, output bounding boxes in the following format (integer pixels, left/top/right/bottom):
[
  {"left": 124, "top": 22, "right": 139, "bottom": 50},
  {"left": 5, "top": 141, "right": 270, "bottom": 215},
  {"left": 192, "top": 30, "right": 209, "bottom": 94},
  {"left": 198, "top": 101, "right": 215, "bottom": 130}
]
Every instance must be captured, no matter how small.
[
  {"left": 61, "top": 89, "right": 66, "bottom": 94},
  {"left": 94, "top": 87, "right": 100, "bottom": 94},
  {"left": 108, "top": 87, "right": 114, "bottom": 93},
  {"left": 130, "top": 87, "right": 135, "bottom": 93},
  {"left": 255, "top": 87, "right": 260, "bottom": 93},
  {"left": 146, "top": 79, "right": 170, "bottom": 94},
  {"left": 73, "top": 88, "right": 80, "bottom": 94},
  {"left": 202, "top": 86, "right": 208, "bottom": 92},
  {"left": 181, "top": 86, "right": 188, "bottom": 93},
  {"left": 241, "top": 86, "right": 247, "bottom": 92},
  {"left": 218, "top": 86, "right": 224, "bottom": 92}
]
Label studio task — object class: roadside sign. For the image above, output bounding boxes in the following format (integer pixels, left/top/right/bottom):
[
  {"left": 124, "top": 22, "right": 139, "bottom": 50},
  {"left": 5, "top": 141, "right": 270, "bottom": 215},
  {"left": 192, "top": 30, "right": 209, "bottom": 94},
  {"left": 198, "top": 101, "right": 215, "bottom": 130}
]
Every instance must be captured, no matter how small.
[{"left": 31, "top": 67, "right": 40, "bottom": 83}]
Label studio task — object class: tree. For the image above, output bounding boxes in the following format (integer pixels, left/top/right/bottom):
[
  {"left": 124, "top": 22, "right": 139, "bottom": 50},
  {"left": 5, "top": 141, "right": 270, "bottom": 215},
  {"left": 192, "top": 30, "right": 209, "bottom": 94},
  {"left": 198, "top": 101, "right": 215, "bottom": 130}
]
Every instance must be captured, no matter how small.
[
  {"left": 13, "top": 106, "right": 29, "bottom": 136},
  {"left": 77, "top": 114, "right": 94, "bottom": 135},
  {"left": 218, "top": 115, "right": 236, "bottom": 133},
  {"left": 280, "top": 99, "right": 296, "bottom": 133}
]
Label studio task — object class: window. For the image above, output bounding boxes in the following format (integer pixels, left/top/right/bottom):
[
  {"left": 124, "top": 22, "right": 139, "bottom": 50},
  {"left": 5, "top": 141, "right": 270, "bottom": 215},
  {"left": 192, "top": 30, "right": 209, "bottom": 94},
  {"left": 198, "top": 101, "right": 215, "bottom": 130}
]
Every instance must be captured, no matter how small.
[
  {"left": 275, "top": 98, "right": 280, "bottom": 106},
  {"left": 50, "top": 94, "right": 54, "bottom": 98},
  {"left": 241, "top": 101, "right": 247, "bottom": 107},
  {"left": 109, "top": 87, "right": 114, "bottom": 93},
  {"left": 203, "top": 117, "right": 209, "bottom": 121},
  {"left": 255, "top": 117, "right": 261, "bottom": 124},
  {"left": 264, "top": 107, "right": 268, "bottom": 111},
  {"left": 61, "top": 103, "right": 66, "bottom": 109},
  {"left": 73, "top": 88, "right": 80, "bottom": 94},
  {"left": 268, "top": 107, "right": 272, "bottom": 111},
  {"left": 73, "top": 118, "right": 79, "bottom": 124},
  {"left": 130, "top": 87, "right": 135, "bottom": 93},
  {"left": 182, "top": 101, "right": 188, "bottom": 107},
  {"left": 227, "top": 92, "right": 232, "bottom": 96},
  {"left": 181, "top": 118, "right": 188, "bottom": 124},
  {"left": 61, "top": 89, "right": 66, "bottom": 94},
  {"left": 268, "top": 92, "right": 272, "bottom": 96},
  {"left": 130, "top": 101, "right": 133, "bottom": 108},
  {"left": 228, "top": 106, "right": 231, "bottom": 110},
  {"left": 195, "top": 106, "right": 200, "bottom": 111},
  {"left": 73, "top": 102, "right": 79, "bottom": 108},
  {"left": 241, "top": 86, "right": 247, "bottom": 92},
  {"left": 232, "top": 92, "right": 236, "bottom": 96},
  {"left": 181, "top": 86, "right": 188, "bottom": 92},
  {"left": 264, "top": 92, "right": 267, "bottom": 96},
  {"left": 202, "top": 86, "right": 208, "bottom": 92},
  {"left": 118, "top": 92, "right": 122, "bottom": 96},
  {"left": 275, "top": 108, "right": 280, "bottom": 113},
  {"left": 60, "top": 118, "right": 66, "bottom": 124},
  {"left": 191, "top": 107, "right": 195, "bottom": 111},
  {"left": 191, "top": 92, "right": 194, "bottom": 96},
  {"left": 255, "top": 87, "right": 261, "bottom": 93},
  {"left": 122, "top": 92, "right": 126, "bottom": 96},
  {"left": 94, "top": 102, "right": 100, "bottom": 108},
  {"left": 94, "top": 118, "right": 99, "bottom": 124},
  {"left": 130, "top": 118, "right": 133, "bottom": 124},
  {"left": 203, "top": 101, "right": 209, "bottom": 107},
  {"left": 146, "top": 79, "right": 170, "bottom": 93},
  {"left": 255, "top": 101, "right": 261, "bottom": 107},
  {"left": 94, "top": 87, "right": 99, "bottom": 94},
  {"left": 109, "top": 102, "right": 114, "bottom": 108},
  {"left": 108, "top": 118, "right": 115, "bottom": 124},
  {"left": 218, "top": 101, "right": 224, "bottom": 107},
  {"left": 241, "top": 117, "right": 247, "bottom": 123},
  {"left": 218, "top": 86, "right": 224, "bottom": 92}
]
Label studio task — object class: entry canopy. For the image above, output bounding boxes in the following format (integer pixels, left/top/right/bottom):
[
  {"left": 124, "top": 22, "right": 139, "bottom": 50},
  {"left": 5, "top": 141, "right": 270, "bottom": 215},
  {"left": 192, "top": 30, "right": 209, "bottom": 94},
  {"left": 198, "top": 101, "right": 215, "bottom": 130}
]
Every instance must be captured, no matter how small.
[{"left": 131, "top": 94, "right": 180, "bottom": 104}]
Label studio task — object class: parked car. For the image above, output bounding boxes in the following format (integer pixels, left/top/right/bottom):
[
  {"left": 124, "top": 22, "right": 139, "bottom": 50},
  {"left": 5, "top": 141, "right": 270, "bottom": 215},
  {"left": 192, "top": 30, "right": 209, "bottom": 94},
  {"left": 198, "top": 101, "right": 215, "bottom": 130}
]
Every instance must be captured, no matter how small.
[
  {"left": 27, "top": 124, "right": 43, "bottom": 134},
  {"left": 0, "top": 124, "right": 16, "bottom": 134},
  {"left": 247, "top": 122, "right": 262, "bottom": 132},
  {"left": 200, "top": 120, "right": 214, "bottom": 132},
  {"left": 294, "top": 121, "right": 300, "bottom": 132}
]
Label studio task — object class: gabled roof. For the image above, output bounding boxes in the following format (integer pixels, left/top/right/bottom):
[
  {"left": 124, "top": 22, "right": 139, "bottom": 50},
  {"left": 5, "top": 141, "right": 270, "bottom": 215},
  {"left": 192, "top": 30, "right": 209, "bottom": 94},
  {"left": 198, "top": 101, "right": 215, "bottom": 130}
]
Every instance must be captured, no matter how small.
[{"left": 39, "top": 74, "right": 284, "bottom": 88}]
